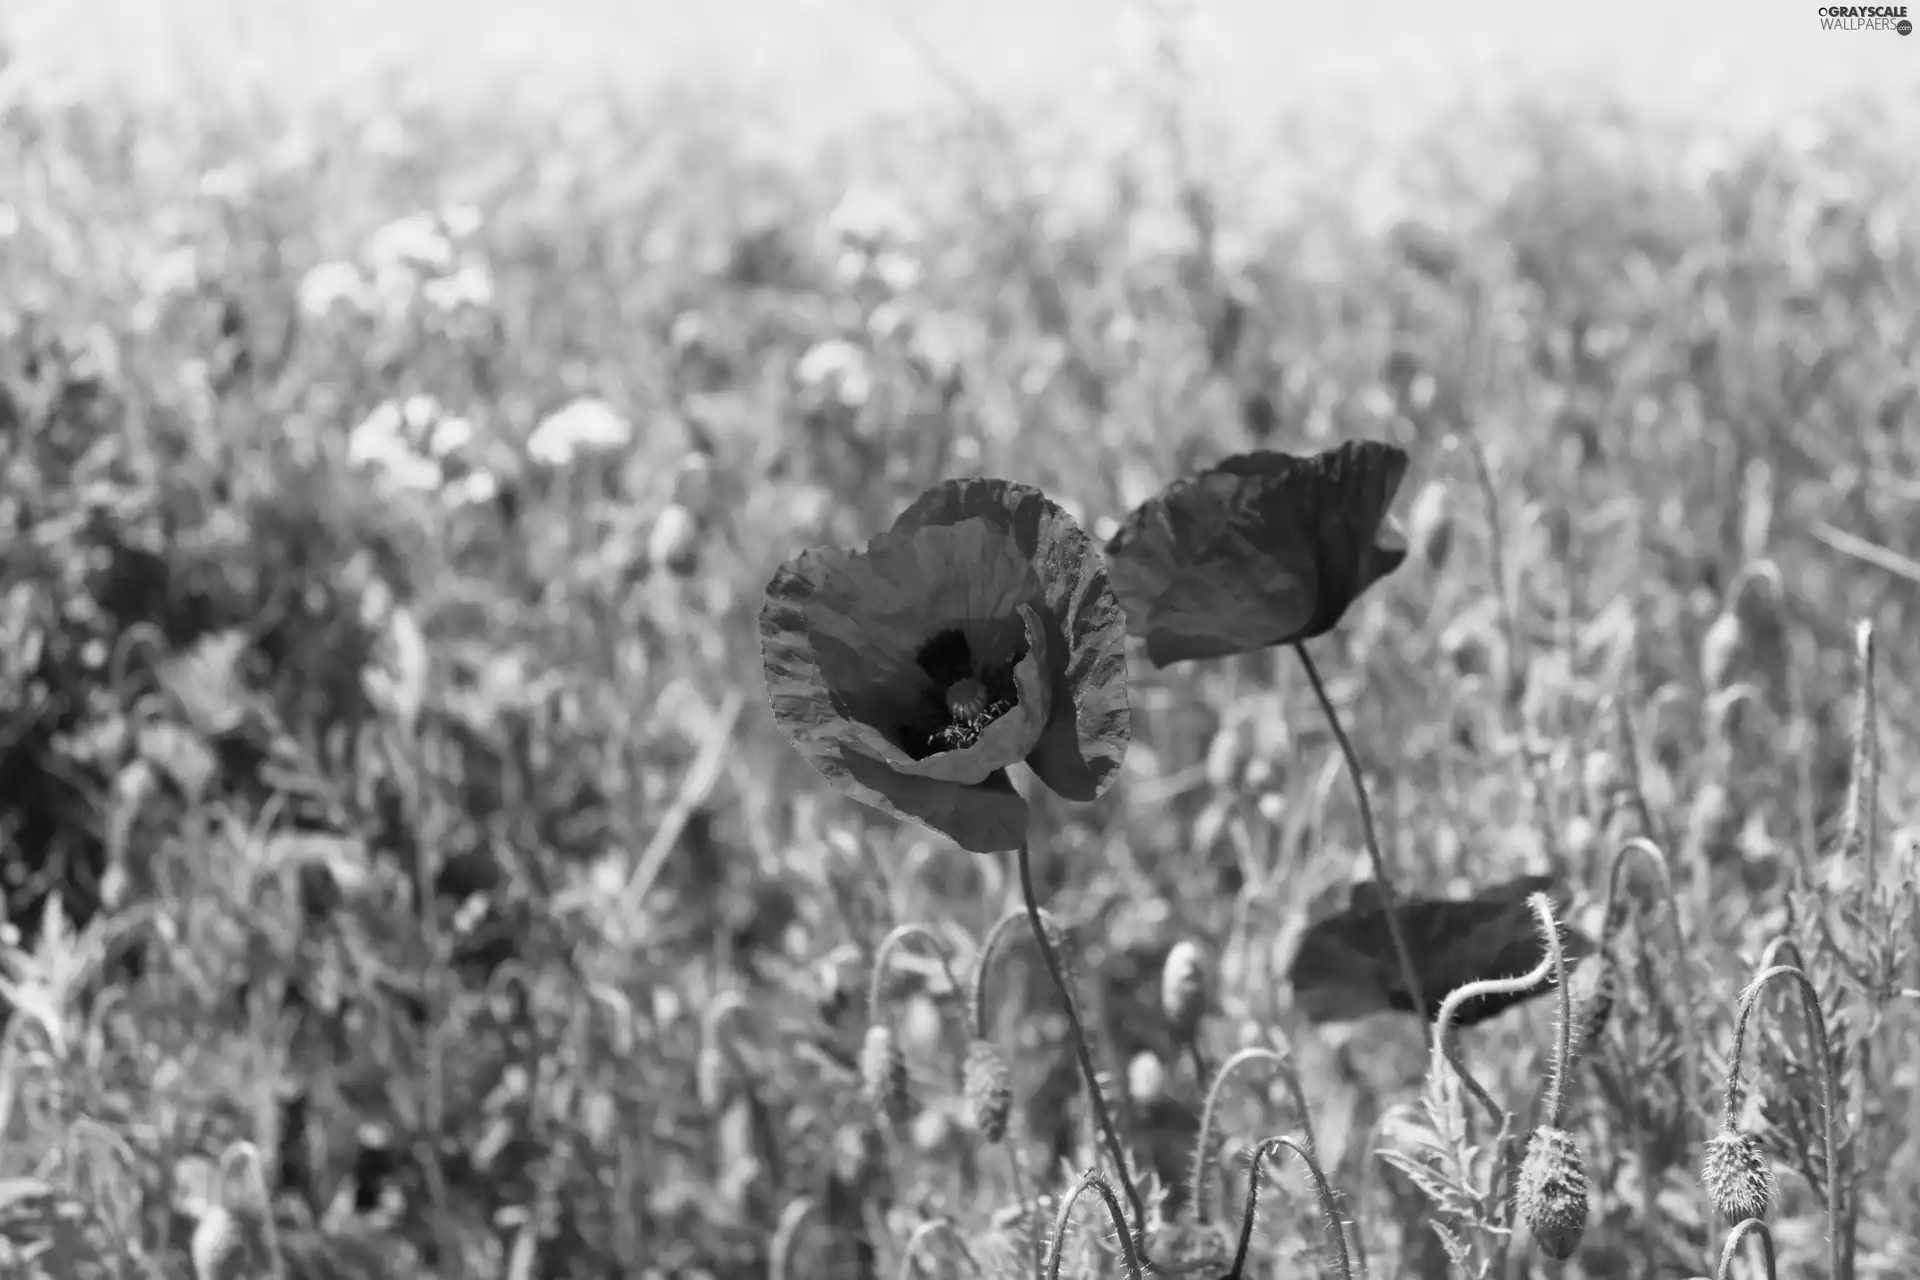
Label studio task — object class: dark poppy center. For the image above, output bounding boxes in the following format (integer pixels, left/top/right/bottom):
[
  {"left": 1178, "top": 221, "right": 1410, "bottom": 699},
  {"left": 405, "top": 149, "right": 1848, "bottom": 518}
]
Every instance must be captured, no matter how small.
[{"left": 899, "top": 627, "right": 1022, "bottom": 759}]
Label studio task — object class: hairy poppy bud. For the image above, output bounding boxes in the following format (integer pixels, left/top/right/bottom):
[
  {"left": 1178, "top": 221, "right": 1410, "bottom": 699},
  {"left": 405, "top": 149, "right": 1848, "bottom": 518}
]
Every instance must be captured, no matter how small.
[
  {"left": 859, "top": 1023, "right": 911, "bottom": 1124},
  {"left": 1702, "top": 1125, "right": 1776, "bottom": 1223},
  {"left": 962, "top": 1039, "right": 1013, "bottom": 1143},
  {"left": 1516, "top": 1125, "right": 1589, "bottom": 1261},
  {"left": 1161, "top": 940, "right": 1209, "bottom": 1042}
]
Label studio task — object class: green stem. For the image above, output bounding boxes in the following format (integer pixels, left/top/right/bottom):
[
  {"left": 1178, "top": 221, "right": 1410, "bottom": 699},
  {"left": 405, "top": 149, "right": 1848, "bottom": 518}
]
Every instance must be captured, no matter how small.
[
  {"left": 1293, "top": 642, "right": 1428, "bottom": 1034},
  {"left": 1016, "top": 839, "right": 1147, "bottom": 1239}
]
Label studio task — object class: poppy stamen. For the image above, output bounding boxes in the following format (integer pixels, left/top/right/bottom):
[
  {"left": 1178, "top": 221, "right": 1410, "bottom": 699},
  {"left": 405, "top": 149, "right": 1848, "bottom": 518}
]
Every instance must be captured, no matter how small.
[{"left": 946, "top": 677, "right": 989, "bottom": 720}]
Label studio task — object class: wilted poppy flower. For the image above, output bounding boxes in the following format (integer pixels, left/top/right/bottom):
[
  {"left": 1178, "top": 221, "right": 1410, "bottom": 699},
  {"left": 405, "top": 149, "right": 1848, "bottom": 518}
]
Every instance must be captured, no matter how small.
[
  {"left": 1104, "top": 441, "right": 1410, "bottom": 667},
  {"left": 759, "top": 478, "right": 1132, "bottom": 852},
  {"left": 1287, "top": 874, "right": 1593, "bottom": 1027}
]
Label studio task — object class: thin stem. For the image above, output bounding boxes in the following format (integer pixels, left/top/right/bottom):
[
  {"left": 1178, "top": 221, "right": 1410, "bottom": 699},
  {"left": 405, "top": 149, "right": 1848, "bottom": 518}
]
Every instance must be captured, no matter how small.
[
  {"left": 972, "top": 908, "right": 1028, "bottom": 1040},
  {"left": 1724, "top": 964, "right": 1845, "bottom": 1280},
  {"left": 1603, "top": 837, "right": 1704, "bottom": 1148},
  {"left": 1189, "top": 1046, "right": 1316, "bottom": 1225},
  {"left": 1016, "top": 840, "right": 1147, "bottom": 1237},
  {"left": 1292, "top": 642, "right": 1428, "bottom": 1033},
  {"left": 1047, "top": 1169, "right": 1144, "bottom": 1280},
  {"left": 869, "top": 923, "right": 953, "bottom": 1027},
  {"left": 1225, "top": 1135, "right": 1354, "bottom": 1280},
  {"left": 1432, "top": 954, "right": 1555, "bottom": 1132},
  {"left": 1716, "top": 1218, "right": 1777, "bottom": 1280},
  {"left": 1537, "top": 892, "right": 1574, "bottom": 1127}
]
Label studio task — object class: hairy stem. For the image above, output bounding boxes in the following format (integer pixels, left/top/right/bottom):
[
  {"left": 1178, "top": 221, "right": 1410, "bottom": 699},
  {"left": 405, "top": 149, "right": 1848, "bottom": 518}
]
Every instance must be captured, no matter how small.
[
  {"left": 1603, "top": 837, "right": 1704, "bottom": 1146},
  {"left": 1188, "top": 1045, "right": 1317, "bottom": 1225},
  {"left": 1046, "top": 1169, "right": 1143, "bottom": 1280},
  {"left": 1536, "top": 892, "right": 1573, "bottom": 1127},
  {"left": 1716, "top": 1218, "right": 1777, "bottom": 1280},
  {"left": 1433, "top": 954, "right": 1555, "bottom": 1132},
  {"left": 1225, "top": 1135, "right": 1354, "bottom": 1280},
  {"left": 1293, "top": 642, "right": 1427, "bottom": 1033},
  {"left": 868, "top": 922, "right": 954, "bottom": 1027},
  {"left": 1016, "top": 839, "right": 1147, "bottom": 1237},
  {"left": 1723, "top": 964, "right": 1845, "bottom": 1280}
]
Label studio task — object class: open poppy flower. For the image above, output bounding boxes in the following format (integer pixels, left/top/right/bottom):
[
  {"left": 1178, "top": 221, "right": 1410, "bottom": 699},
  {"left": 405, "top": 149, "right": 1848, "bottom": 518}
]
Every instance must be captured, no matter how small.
[
  {"left": 760, "top": 478, "right": 1132, "bottom": 852},
  {"left": 1103, "top": 441, "right": 1411, "bottom": 668},
  {"left": 1287, "top": 874, "right": 1593, "bottom": 1027}
]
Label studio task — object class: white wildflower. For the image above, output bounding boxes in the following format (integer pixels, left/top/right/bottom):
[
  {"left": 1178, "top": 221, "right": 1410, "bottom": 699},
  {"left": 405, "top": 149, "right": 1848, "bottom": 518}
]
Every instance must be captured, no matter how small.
[
  {"left": 527, "top": 397, "right": 632, "bottom": 467},
  {"left": 442, "top": 470, "right": 501, "bottom": 508},
  {"left": 796, "top": 339, "right": 873, "bottom": 410},
  {"left": 299, "top": 262, "right": 372, "bottom": 316},
  {"left": 367, "top": 212, "right": 455, "bottom": 277},
  {"left": 828, "top": 186, "right": 919, "bottom": 251},
  {"left": 421, "top": 259, "right": 494, "bottom": 311}
]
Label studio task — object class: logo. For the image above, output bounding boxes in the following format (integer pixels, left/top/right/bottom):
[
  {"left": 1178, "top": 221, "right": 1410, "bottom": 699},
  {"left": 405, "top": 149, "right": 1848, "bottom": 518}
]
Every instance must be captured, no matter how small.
[{"left": 1818, "top": 3, "right": 1913, "bottom": 28}]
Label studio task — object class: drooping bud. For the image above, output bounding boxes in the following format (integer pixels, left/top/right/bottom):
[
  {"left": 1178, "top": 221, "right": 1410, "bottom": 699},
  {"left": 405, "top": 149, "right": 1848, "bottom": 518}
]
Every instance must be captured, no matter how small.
[
  {"left": 1516, "top": 1125, "right": 1590, "bottom": 1261},
  {"left": 1701, "top": 1125, "right": 1776, "bottom": 1223},
  {"left": 962, "top": 1039, "right": 1012, "bottom": 1144},
  {"left": 1160, "top": 940, "right": 1209, "bottom": 1043}
]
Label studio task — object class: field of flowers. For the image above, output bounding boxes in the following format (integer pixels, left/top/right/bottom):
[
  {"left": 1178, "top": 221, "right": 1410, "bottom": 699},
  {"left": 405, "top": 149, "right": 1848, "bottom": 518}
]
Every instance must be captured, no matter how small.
[{"left": 1, "top": 10, "right": 1918, "bottom": 1279}]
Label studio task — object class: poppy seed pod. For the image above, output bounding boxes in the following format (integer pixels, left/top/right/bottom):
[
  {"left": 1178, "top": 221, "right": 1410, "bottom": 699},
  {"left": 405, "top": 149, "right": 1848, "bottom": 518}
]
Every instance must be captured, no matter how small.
[
  {"left": 1160, "top": 940, "right": 1209, "bottom": 1042},
  {"left": 1104, "top": 440, "right": 1410, "bottom": 668},
  {"left": 760, "top": 478, "right": 1132, "bottom": 852},
  {"left": 1702, "top": 1125, "right": 1776, "bottom": 1223},
  {"left": 1516, "top": 1125, "right": 1589, "bottom": 1261}
]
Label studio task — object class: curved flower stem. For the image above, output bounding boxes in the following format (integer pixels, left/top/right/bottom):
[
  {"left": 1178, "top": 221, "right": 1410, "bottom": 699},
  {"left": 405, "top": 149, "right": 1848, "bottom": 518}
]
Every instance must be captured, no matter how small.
[
  {"left": 1432, "top": 949, "right": 1555, "bottom": 1133},
  {"left": 1604, "top": 837, "right": 1704, "bottom": 1145},
  {"left": 1016, "top": 839, "right": 1147, "bottom": 1238},
  {"left": 1225, "top": 1136, "right": 1354, "bottom": 1280},
  {"left": 869, "top": 922, "right": 955, "bottom": 1026},
  {"left": 1723, "top": 964, "right": 1844, "bottom": 1280},
  {"left": 1189, "top": 1045, "right": 1317, "bottom": 1225},
  {"left": 972, "top": 908, "right": 1029, "bottom": 1039},
  {"left": 1716, "top": 1218, "right": 1777, "bottom": 1280},
  {"left": 1293, "top": 642, "right": 1428, "bottom": 1035},
  {"left": 1047, "top": 1168, "right": 1144, "bottom": 1280},
  {"left": 1535, "top": 892, "right": 1574, "bottom": 1127}
]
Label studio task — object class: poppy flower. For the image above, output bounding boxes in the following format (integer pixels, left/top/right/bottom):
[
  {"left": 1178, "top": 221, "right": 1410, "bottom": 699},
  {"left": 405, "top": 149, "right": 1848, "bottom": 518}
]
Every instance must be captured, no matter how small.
[
  {"left": 1103, "top": 441, "right": 1410, "bottom": 668},
  {"left": 1286, "top": 874, "right": 1593, "bottom": 1027},
  {"left": 759, "top": 477, "right": 1132, "bottom": 853}
]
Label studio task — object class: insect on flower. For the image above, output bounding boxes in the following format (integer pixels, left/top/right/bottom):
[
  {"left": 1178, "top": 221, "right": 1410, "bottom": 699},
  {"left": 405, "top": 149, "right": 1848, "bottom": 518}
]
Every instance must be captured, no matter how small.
[
  {"left": 759, "top": 477, "right": 1132, "bottom": 852},
  {"left": 1287, "top": 874, "right": 1594, "bottom": 1027},
  {"left": 1103, "top": 440, "right": 1410, "bottom": 667}
]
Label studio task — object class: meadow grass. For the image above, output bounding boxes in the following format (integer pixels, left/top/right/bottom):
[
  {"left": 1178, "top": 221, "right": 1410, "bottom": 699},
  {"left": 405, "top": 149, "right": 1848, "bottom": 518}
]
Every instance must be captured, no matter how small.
[{"left": 0, "top": 8, "right": 1917, "bottom": 1278}]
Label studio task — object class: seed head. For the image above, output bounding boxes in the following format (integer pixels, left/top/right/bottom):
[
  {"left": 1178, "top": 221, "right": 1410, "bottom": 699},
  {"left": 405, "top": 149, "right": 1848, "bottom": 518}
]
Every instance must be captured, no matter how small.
[
  {"left": 1701, "top": 1125, "right": 1776, "bottom": 1223},
  {"left": 1160, "top": 940, "right": 1209, "bottom": 1041},
  {"left": 944, "top": 677, "right": 989, "bottom": 720},
  {"left": 859, "top": 1023, "right": 911, "bottom": 1124},
  {"left": 1515, "top": 1125, "right": 1589, "bottom": 1261},
  {"left": 962, "top": 1039, "right": 1013, "bottom": 1143}
]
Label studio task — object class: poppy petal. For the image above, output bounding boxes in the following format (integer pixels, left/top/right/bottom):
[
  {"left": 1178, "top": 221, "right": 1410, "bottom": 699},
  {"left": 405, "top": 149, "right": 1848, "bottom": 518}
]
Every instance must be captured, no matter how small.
[
  {"left": 1106, "top": 440, "right": 1411, "bottom": 667},
  {"left": 893, "top": 478, "right": 1131, "bottom": 803},
  {"left": 761, "top": 545, "right": 1033, "bottom": 852},
  {"left": 836, "top": 604, "right": 1053, "bottom": 784}
]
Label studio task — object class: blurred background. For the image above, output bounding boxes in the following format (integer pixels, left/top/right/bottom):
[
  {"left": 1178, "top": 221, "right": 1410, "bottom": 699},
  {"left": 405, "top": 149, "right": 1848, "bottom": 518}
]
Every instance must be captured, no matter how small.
[{"left": 1, "top": 0, "right": 1917, "bottom": 1278}]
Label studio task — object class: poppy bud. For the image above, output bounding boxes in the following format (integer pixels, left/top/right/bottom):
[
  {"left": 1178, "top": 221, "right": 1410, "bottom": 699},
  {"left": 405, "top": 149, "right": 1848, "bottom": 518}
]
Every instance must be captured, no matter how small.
[
  {"left": 1407, "top": 480, "right": 1453, "bottom": 572},
  {"left": 1516, "top": 1125, "right": 1589, "bottom": 1261},
  {"left": 1701, "top": 1125, "right": 1776, "bottom": 1222},
  {"left": 1160, "top": 940, "right": 1209, "bottom": 1042},
  {"left": 962, "top": 1039, "right": 1013, "bottom": 1143},
  {"left": 859, "top": 1023, "right": 911, "bottom": 1123},
  {"left": 1127, "top": 1051, "right": 1168, "bottom": 1104},
  {"left": 1701, "top": 611, "right": 1743, "bottom": 691}
]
